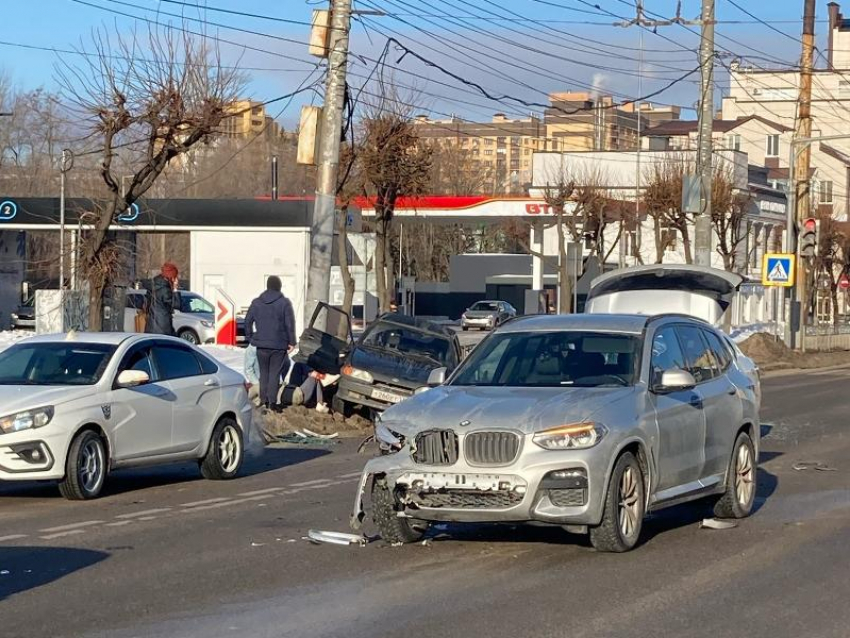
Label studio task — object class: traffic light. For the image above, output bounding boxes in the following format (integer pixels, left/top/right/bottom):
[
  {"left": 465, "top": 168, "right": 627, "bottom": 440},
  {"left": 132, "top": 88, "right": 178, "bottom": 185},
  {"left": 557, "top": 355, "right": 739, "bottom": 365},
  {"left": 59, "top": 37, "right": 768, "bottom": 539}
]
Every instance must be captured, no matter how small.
[{"left": 799, "top": 217, "right": 819, "bottom": 259}]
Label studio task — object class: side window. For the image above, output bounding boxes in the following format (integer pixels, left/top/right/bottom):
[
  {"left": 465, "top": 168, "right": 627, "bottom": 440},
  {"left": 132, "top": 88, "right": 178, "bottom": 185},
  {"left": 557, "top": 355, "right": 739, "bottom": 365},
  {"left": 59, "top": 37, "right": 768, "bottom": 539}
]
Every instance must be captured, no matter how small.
[
  {"left": 650, "top": 327, "right": 687, "bottom": 386},
  {"left": 195, "top": 351, "right": 219, "bottom": 375},
  {"left": 702, "top": 329, "right": 732, "bottom": 372},
  {"left": 152, "top": 345, "right": 203, "bottom": 380},
  {"left": 118, "top": 346, "right": 158, "bottom": 382},
  {"left": 676, "top": 325, "right": 719, "bottom": 383}
]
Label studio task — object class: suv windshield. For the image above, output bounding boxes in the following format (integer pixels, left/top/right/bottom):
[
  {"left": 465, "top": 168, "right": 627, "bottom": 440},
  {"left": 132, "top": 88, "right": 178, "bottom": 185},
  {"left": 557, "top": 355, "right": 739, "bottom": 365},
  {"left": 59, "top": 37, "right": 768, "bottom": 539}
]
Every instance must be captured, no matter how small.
[
  {"left": 451, "top": 331, "right": 640, "bottom": 388},
  {"left": 471, "top": 302, "right": 500, "bottom": 312},
  {"left": 179, "top": 293, "right": 214, "bottom": 314},
  {"left": 0, "top": 342, "right": 116, "bottom": 386},
  {"left": 360, "top": 321, "right": 452, "bottom": 366}
]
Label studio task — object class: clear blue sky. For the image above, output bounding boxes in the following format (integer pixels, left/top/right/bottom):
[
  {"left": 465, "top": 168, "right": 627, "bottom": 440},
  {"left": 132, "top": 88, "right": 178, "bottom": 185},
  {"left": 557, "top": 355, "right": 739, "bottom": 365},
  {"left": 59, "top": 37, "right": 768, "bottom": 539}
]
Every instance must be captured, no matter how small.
[{"left": 0, "top": 0, "right": 832, "bottom": 125}]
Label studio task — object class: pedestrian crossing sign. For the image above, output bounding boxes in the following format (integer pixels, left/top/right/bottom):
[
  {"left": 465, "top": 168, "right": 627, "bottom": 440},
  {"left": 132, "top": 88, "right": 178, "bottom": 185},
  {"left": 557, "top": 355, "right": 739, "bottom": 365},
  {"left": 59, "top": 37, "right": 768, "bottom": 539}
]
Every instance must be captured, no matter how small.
[{"left": 762, "top": 253, "right": 796, "bottom": 287}]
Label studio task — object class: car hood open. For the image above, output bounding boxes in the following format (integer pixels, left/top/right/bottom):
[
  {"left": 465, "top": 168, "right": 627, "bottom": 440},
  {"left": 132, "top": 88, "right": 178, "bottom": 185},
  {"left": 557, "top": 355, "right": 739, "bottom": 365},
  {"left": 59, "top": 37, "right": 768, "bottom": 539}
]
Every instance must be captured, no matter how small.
[
  {"left": 382, "top": 385, "right": 636, "bottom": 435},
  {"left": 585, "top": 264, "right": 743, "bottom": 325}
]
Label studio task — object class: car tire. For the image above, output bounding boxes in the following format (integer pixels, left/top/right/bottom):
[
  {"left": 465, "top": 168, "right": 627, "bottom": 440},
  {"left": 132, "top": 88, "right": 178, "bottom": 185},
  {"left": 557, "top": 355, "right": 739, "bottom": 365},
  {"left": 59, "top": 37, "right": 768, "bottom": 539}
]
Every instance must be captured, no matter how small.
[
  {"left": 590, "top": 452, "right": 645, "bottom": 553},
  {"left": 200, "top": 417, "right": 244, "bottom": 480},
  {"left": 59, "top": 430, "right": 107, "bottom": 500},
  {"left": 713, "top": 431, "right": 757, "bottom": 519},
  {"left": 178, "top": 328, "right": 200, "bottom": 345},
  {"left": 332, "top": 395, "right": 354, "bottom": 419},
  {"left": 371, "top": 478, "right": 428, "bottom": 544}
]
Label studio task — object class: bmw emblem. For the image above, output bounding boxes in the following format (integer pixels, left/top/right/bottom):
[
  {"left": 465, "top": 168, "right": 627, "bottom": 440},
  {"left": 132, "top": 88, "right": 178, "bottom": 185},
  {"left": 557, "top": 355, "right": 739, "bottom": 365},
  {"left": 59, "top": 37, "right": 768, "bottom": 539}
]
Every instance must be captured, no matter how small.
[{"left": 459, "top": 420, "right": 471, "bottom": 427}]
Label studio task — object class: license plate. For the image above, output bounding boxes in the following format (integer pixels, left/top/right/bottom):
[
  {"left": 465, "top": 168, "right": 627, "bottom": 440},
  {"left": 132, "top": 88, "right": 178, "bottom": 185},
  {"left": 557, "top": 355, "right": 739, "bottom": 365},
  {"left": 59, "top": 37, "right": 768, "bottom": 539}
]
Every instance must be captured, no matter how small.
[{"left": 372, "top": 389, "right": 406, "bottom": 404}]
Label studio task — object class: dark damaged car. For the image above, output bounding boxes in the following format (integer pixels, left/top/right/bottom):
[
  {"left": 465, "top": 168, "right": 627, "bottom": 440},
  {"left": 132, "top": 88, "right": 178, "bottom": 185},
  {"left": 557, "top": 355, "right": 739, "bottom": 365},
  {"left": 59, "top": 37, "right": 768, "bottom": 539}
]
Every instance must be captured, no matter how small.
[{"left": 334, "top": 314, "right": 463, "bottom": 416}]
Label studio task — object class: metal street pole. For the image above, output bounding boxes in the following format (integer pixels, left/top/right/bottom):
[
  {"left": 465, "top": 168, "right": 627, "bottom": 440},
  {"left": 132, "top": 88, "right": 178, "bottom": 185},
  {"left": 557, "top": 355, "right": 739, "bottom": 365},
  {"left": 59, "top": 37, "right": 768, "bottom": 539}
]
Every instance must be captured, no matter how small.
[
  {"left": 59, "top": 149, "right": 74, "bottom": 291},
  {"left": 271, "top": 155, "right": 279, "bottom": 201},
  {"left": 694, "top": 0, "right": 715, "bottom": 267},
  {"left": 305, "top": 0, "right": 352, "bottom": 329}
]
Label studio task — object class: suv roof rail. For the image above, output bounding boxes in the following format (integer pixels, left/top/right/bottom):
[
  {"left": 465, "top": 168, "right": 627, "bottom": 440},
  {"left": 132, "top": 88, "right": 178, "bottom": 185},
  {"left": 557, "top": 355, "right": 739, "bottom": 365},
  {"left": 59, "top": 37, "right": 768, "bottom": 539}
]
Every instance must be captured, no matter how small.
[{"left": 646, "top": 313, "right": 712, "bottom": 326}]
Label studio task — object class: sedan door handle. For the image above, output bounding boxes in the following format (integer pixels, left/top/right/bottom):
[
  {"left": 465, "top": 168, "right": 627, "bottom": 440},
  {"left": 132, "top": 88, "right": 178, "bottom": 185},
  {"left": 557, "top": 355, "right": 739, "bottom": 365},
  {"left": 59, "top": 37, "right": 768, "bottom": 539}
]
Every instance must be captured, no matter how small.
[
  {"left": 727, "top": 387, "right": 738, "bottom": 396},
  {"left": 204, "top": 378, "right": 220, "bottom": 387}
]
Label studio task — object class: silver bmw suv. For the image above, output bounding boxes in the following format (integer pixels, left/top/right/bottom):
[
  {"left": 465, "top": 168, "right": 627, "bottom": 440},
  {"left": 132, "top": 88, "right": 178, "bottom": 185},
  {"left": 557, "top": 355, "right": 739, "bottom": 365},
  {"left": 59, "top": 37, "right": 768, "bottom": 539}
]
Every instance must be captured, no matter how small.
[{"left": 350, "top": 266, "right": 761, "bottom": 552}]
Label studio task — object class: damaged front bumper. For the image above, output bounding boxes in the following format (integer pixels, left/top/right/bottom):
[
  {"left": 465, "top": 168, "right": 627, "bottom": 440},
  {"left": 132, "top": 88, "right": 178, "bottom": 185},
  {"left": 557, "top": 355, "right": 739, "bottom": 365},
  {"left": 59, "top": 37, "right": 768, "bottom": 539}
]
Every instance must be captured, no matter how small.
[{"left": 349, "top": 443, "right": 610, "bottom": 531}]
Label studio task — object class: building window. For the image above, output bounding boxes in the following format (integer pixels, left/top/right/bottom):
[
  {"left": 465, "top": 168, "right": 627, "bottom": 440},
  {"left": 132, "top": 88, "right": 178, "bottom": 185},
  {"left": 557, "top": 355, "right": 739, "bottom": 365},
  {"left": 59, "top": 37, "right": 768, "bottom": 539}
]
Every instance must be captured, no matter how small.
[
  {"left": 820, "top": 180, "right": 834, "bottom": 204},
  {"left": 766, "top": 134, "right": 780, "bottom": 157},
  {"left": 524, "top": 149, "right": 530, "bottom": 155},
  {"left": 726, "top": 134, "right": 741, "bottom": 151},
  {"left": 624, "top": 231, "right": 638, "bottom": 258},
  {"left": 840, "top": 80, "right": 850, "bottom": 98},
  {"left": 523, "top": 160, "right": 529, "bottom": 167},
  {"left": 485, "top": 139, "right": 494, "bottom": 146},
  {"left": 510, "top": 159, "right": 520, "bottom": 169},
  {"left": 472, "top": 149, "right": 479, "bottom": 156},
  {"left": 511, "top": 137, "right": 520, "bottom": 145},
  {"left": 661, "top": 227, "right": 678, "bottom": 251},
  {"left": 484, "top": 149, "right": 493, "bottom": 156}
]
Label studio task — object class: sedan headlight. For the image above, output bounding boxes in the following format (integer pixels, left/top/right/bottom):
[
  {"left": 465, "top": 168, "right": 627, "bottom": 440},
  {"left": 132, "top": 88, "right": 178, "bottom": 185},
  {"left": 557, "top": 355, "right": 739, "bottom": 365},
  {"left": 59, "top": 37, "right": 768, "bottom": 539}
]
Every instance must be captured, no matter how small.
[
  {"left": 10, "top": 313, "right": 18, "bottom": 321},
  {"left": 0, "top": 406, "right": 55, "bottom": 435},
  {"left": 200, "top": 320, "right": 214, "bottom": 328},
  {"left": 533, "top": 422, "right": 607, "bottom": 451},
  {"left": 342, "top": 365, "right": 374, "bottom": 384},
  {"left": 374, "top": 415, "right": 405, "bottom": 452}
]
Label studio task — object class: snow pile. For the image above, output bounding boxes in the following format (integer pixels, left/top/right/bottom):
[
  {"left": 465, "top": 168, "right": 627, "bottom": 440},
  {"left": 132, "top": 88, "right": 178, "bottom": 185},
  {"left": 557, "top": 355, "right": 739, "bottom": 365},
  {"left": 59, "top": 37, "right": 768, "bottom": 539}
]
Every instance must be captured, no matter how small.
[
  {"left": 201, "top": 344, "right": 246, "bottom": 378},
  {"left": 727, "top": 323, "right": 781, "bottom": 343}
]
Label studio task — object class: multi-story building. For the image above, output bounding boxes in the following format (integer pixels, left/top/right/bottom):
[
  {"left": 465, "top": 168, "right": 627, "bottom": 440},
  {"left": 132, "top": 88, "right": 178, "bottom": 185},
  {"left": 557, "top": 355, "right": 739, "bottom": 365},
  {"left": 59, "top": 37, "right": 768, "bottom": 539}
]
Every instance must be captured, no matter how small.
[
  {"left": 413, "top": 92, "right": 656, "bottom": 194},
  {"left": 721, "top": 1, "right": 850, "bottom": 220},
  {"left": 220, "top": 100, "right": 282, "bottom": 140}
]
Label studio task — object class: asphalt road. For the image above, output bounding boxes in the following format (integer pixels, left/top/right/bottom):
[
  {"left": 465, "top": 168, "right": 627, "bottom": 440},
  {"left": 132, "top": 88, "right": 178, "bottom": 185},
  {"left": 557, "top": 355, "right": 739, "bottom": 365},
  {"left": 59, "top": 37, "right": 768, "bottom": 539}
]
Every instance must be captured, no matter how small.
[{"left": 3, "top": 367, "right": 850, "bottom": 638}]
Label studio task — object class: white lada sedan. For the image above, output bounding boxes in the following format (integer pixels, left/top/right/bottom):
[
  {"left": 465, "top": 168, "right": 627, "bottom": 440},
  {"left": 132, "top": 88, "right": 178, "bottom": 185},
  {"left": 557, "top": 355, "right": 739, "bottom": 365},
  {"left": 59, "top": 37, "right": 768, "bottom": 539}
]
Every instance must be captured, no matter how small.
[{"left": 0, "top": 332, "right": 252, "bottom": 500}]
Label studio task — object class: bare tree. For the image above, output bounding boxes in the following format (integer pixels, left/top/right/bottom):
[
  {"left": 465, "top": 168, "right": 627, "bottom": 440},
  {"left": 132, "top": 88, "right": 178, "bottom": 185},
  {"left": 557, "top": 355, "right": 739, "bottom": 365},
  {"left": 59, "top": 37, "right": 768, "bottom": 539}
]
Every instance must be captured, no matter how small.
[
  {"left": 539, "top": 171, "right": 576, "bottom": 313},
  {"left": 643, "top": 156, "right": 694, "bottom": 264},
  {"left": 359, "top": 91, "right": 432, "bottom": 312},
  {"left": 57, "top": 26, "right": 244, "bottom": 329},
  {"left": 711, "top": 167, "right": 750, "bottom": 273},
  {"left": 428, "top": 140, "right": 495, "bottom": 195}
]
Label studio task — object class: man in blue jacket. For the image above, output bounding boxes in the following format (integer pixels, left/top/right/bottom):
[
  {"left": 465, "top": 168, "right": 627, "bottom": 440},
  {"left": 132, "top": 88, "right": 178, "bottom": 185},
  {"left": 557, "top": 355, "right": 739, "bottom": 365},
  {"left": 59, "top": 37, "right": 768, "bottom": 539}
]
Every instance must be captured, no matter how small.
[{"left": 244, "top": 276, "right": 297, "bottom": 409}]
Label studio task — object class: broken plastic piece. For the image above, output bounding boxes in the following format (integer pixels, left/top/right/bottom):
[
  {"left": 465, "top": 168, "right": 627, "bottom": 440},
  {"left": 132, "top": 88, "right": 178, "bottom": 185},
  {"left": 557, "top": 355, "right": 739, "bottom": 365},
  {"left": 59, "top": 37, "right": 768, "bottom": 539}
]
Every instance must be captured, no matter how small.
[
  {"left": 305, "top": 529, "right": 368, "bottom": 546},
  {"left": 302, "top": 428, "right": 339, "bottom": 439},
  {"left": 0, "top": 570, "right": 8, "bottom": 575},
  {"left": 250, "top": 542, "right": 265, "bottom": 547},
  {"left": 792, "top": 461, "right": 837, "bottom": 472},
  {"left": 700, "top": 518, "right": 738, "bottom": 530}
]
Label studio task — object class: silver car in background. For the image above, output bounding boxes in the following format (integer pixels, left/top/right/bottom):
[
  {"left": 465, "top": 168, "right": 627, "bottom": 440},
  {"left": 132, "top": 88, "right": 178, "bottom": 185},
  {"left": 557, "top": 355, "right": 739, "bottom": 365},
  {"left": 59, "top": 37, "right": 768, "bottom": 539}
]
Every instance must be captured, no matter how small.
[
  {"left": 351, "top": 265, "right": 760, "bottom": 552},
  {"left": 461, "top": 301, "right": 517, "bottom": 331}
]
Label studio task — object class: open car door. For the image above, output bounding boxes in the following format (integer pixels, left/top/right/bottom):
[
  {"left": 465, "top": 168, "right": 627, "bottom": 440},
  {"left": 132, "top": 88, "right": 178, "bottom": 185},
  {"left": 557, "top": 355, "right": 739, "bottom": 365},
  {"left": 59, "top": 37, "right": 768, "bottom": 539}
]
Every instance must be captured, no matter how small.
[
  {"left": 294, "top": 302, "right": 354, "bottom": 374},
  {"left": 585, "top": 265, "right": 743, "bottom": 325}
]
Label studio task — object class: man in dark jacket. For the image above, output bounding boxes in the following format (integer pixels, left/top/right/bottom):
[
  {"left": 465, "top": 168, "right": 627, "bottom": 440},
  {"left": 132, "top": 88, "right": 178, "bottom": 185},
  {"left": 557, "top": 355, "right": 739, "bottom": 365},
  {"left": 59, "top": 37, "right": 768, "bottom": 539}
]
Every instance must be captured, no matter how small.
[
  {"left": 145, "top": 263, "right": 179, "bottom": 336},
  {"left": 244, "top": 276, "right": 297, "bottom": 408}
]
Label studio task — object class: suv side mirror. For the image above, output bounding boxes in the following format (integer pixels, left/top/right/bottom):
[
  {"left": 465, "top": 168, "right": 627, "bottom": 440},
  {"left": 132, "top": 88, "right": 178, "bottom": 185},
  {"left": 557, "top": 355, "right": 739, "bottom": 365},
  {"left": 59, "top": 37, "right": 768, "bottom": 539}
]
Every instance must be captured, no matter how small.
[
  {"left": 117, "top": 369, "right": 150, "bottom": 388},
  {"left": 427, "top": 367, "right": 447, "bottom": 387},
  {"left": 654, "top": 368, "right": 696, "bottom": 394}
]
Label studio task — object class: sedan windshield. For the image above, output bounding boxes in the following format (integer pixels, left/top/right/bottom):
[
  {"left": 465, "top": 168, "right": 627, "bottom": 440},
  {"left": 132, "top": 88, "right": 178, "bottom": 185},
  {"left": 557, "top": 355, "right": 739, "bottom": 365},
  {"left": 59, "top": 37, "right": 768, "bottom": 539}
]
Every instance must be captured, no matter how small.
[
  {"left": 0, "top": 342, "right": 116, "bottom": 386},
  {"left": 451, "top": 331, "right": 640, "bottom": 388},
  {"left": 179, "top": 294, "right": 214, "bottom": 314},
  {"left": 361, "top": 322, "right": 452, "bottom": 366},
  {"left": 470, "top": 302, "right": 500, "bottom": 312}
]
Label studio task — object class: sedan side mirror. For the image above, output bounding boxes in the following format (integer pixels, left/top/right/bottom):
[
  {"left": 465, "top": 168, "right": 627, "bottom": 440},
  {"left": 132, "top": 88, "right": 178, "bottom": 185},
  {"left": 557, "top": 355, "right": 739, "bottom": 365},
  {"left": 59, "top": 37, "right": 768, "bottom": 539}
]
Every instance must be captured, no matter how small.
[
  {"left": 427, "top": 367, "right": 447, "bottom": 387},
  {"left": 654, "top": 368, "right": 696, "bottom": 394},
  {"left": 117, "top": 369, "right": 150, "bottom": 388}
]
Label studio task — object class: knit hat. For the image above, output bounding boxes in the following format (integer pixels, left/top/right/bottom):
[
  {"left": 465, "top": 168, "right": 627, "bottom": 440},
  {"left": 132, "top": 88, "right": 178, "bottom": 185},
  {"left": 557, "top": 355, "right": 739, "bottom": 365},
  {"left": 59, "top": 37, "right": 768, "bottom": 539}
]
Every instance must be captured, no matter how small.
[{"left": 161, "top": 262, "right": 179, "bottom": 279}]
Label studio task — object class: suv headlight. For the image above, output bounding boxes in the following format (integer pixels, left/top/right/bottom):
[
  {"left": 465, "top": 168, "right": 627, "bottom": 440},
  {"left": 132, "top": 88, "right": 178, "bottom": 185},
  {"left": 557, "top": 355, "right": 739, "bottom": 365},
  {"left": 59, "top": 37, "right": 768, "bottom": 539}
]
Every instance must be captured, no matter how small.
[
  {"left": 342, "top": 365, "right": 374, "bottom": 384},
  {"left": 0, "top": 406, "right": 55, "bottom": 434},
  {"left": 375, "top": 416, "right": 405, "bottom": 452},
  {"left": 533, "top": 422, "right": 607, "bottom": 450},
  {"left": 200, "top": 320, "right": 214, "bottom": 328},
  {"left": 10, "top": 313, "right": 18, "bottom": 321}
]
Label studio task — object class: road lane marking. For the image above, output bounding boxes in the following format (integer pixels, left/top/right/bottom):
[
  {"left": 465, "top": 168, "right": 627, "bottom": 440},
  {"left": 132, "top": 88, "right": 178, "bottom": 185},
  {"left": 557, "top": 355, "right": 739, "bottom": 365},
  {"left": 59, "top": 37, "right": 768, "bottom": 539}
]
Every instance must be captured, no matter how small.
[
  {"left": 181, "top": 497, "right": 231, "bottom": 507},
  {"left": 181, "top": 494, "right": 272, "bottom": 513},
  {"left": 39, "top": 520, "right": 104, "bottom": 533},
  {"left": 115, "top": 508, "right": 171, "bottom": 519},
  {"left": 106, "top": 521, "right": 133, "bottom": 527},
  {"left": 40, "top": 529, "right": 85, "bottom": 540},
  {"left": 290, "top": 479, "right": 333, "bottom": 487},
  {"left": 237, "top": 487, "right": 285, "bottom": 497},
  {"left": 337, "top": 471, "right": 363, "bottom": 479},
  {"left": 0, "top": 534, "right": 27, "bottom": 542}
]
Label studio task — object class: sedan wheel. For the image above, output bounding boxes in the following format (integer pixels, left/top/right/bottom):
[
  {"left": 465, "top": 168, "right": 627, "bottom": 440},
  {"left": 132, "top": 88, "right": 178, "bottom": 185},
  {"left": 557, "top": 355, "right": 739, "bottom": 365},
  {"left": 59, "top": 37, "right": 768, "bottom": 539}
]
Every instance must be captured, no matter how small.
[
  {"left": 59, "top": 430, "right": 107, "bottom": 500},
  {"left": 200, "top": 417, "right": 244, "bottom": 480},
  {"left": 714, "top": 431, "right": 757, "bottom": 519}
]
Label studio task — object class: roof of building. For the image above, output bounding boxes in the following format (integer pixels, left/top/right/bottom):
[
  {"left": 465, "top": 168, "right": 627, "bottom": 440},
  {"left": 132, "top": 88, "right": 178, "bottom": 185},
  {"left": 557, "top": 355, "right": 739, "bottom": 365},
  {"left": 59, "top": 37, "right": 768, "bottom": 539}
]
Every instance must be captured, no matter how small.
[
  {"left": 820, "top": 143, "right": 850, "bottom": 166},
  {"left": 643, "top": 115, "right": 793, "bottom": 137}
]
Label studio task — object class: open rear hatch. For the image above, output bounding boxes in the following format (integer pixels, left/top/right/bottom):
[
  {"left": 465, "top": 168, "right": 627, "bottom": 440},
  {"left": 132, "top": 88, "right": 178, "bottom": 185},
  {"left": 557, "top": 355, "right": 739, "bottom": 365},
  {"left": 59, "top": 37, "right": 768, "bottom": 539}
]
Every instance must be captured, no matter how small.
[{"left": 585, "top": 265, "right": 743, "bottom": 325}]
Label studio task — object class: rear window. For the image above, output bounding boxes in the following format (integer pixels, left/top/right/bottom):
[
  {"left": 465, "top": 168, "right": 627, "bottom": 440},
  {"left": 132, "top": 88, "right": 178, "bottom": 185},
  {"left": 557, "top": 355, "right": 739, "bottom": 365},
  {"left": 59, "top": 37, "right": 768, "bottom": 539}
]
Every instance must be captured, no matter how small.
[
  {"left": 361, "top": 321, "right": 453, "bottom": 366},
  {"left": 0, "top": 342, "right": 116, "bottom": 386}
]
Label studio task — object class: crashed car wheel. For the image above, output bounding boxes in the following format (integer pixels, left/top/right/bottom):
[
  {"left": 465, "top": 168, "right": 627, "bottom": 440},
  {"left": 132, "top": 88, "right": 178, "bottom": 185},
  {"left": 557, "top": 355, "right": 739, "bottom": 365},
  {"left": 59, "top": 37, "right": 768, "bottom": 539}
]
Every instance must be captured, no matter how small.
[
  {"left": 713, "top": 431, "right": 756, "bottom": 519},
  {"left": 590, "top": 452, "right": 645, "bottom": 553},
  {"left": 371, "top": 478, "right": 428, "bottom": 544}
]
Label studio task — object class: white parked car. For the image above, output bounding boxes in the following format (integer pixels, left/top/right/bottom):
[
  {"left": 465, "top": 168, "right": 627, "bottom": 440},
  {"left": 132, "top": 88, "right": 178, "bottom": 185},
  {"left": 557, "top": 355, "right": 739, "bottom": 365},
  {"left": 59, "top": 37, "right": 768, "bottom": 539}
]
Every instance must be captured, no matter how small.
[{"left": 0, "top": 332, "right": 252, "bottom": 500}]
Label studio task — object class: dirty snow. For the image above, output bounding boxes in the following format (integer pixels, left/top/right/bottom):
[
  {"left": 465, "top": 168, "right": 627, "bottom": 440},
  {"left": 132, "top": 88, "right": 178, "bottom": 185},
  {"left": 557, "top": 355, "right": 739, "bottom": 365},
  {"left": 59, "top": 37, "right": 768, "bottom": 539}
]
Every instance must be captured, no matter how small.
[{"left": 727, "top": 323, "right": 781, "bottom": 343}]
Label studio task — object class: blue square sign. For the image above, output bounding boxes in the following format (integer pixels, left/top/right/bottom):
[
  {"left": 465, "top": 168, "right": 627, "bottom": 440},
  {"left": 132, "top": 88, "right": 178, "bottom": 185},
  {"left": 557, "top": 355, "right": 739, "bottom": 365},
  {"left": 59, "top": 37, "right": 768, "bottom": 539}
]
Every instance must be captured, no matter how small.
[{"left": 762, "top": 253, "right": 796, "bottom": 287}]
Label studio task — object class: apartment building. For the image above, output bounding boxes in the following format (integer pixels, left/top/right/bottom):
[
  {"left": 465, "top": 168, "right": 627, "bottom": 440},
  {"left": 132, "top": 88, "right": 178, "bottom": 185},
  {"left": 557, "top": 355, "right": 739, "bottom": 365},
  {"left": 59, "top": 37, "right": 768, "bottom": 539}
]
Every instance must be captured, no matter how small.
[
  {"left": 413, "top": 92, "right": 655, "bottom": 194},
  {"left": 220, "top": 100, "right": 282, "bottom": 140},
  {"left": 721, "top": 1, "right": 850, "bottom": 220}
]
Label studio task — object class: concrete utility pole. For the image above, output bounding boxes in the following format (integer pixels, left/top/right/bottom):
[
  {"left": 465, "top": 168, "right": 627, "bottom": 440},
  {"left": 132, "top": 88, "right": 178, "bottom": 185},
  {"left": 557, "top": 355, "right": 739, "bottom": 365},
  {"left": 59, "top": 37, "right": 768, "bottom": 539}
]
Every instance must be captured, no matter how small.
[
  {"left": 693, "top": 0, "right": 715, "bottom": 267},
  {"left": 305, "top": 0, "right": 352, "bottom": 328},
  {"left": 793, "top": 0, "right": 816, "bottom": 339}
]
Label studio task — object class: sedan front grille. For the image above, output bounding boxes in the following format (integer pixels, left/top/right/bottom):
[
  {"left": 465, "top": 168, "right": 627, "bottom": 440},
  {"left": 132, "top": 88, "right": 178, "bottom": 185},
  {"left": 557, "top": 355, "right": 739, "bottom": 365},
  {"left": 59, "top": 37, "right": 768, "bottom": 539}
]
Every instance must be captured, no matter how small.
[
  {"left": 412, "top": 490, "right": 523, "bottom": 509},
  {"left": 413, "top": 430, "right": 459, "bottom": 466},
  {"left": 464, "top": 431, "right": 520, "bottom": 466}
]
